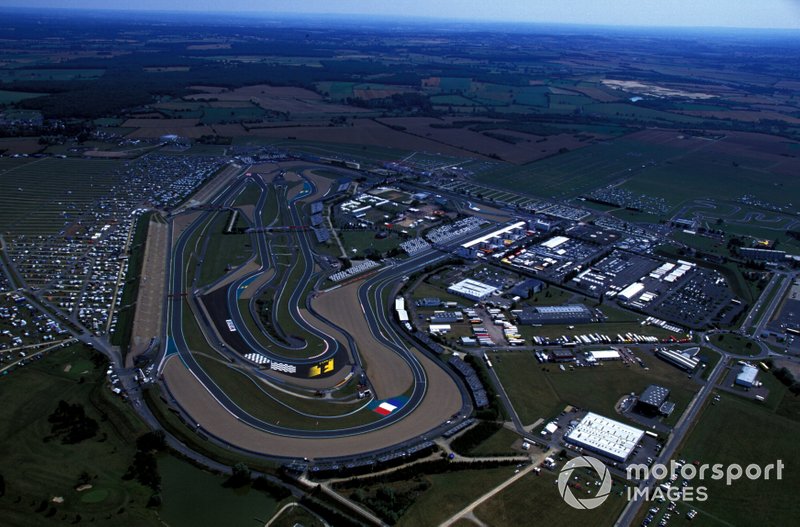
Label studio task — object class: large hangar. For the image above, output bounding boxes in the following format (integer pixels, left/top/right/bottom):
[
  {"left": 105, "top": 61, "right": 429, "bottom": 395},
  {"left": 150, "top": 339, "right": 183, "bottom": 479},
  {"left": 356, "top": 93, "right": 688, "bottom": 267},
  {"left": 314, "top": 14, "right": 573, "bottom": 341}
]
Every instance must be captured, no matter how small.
[{"left": 565, "top": 412, "right": 644, "bottom": 462}]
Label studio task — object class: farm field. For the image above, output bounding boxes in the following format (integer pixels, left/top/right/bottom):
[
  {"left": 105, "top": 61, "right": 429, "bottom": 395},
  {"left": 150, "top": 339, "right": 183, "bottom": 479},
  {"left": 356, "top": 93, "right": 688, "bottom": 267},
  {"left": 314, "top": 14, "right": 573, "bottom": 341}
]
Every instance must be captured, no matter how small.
[
  {"left": 0, "top": 158, "right": 123, "bottom": 234},
  {"left": 0, "top": 89, "right": 47, "bottom": 104},
  {"left": 472, "top": 129, "right": 800, "bottom": 210},
  {"left": 0, "top": 68, "right": 105, "bottom": 82}
]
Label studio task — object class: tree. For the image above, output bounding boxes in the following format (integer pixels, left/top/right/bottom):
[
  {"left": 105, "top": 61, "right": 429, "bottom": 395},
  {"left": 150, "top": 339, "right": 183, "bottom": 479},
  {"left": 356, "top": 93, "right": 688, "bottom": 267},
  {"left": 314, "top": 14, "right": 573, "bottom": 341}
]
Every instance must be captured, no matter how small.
[
  {"left": 136, "top": 430, "right": 166, "bottom": 452},
  {"left": 226, "top": 462, "right": 251, "bottom": 487}
]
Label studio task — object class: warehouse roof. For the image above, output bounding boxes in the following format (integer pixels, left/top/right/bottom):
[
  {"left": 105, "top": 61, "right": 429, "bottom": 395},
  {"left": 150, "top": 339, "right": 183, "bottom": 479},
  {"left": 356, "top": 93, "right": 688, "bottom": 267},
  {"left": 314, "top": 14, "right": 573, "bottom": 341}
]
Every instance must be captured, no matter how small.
[
  {"left": 565, "top": 412, "right": 644, "bottom": 462},
  {"left": 639, "top": 384, "right": 670, "bottom": 407}
]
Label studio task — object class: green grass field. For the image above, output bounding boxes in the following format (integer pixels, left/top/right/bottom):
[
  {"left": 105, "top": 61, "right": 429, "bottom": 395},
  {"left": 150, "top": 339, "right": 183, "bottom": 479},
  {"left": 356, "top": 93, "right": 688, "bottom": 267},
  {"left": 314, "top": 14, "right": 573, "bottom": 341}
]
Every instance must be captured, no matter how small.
[
  {"left": 0, "top": 344, "right": 159, "bottom": 526},
  {"left": 339, "top": 464, "right": 518, "bottom": 527},
  {"left": 339, "top": 230, "right": 402, "bottom": 256},
  {"left": 200, "top": 105, "right": 267, "bottom": 124},
  {"left": 709, "top": 333, "right": 761, "bottom": 357},
  {"left": 637, "top": 389, "right": 800, "bottom": 527},
  {"left": 474, "top": 468, "right": 629, "bottom": 527},
  {"left": 490, "top": 351, "right": 699, "bottom": 428},
  {"left": 266, "top": 503, "right": 324, "bottom": 527},
  {"left": 0, "top": 89, "right": 47, "bottom": 104},
  {"left": 474, "top": 136, "right": 684, "bottom": 199},
  {"left": 157, "top": 455, "right": 280, "bottom": 527},
  {"left": 113, "top": 211, "right": 154, "bottom": 350},
  {"left": 467, "top": 426, "right": 521, "bottom": 456},
  {"left": 197, "top": 213, "right": 254, "bottom": 287}
]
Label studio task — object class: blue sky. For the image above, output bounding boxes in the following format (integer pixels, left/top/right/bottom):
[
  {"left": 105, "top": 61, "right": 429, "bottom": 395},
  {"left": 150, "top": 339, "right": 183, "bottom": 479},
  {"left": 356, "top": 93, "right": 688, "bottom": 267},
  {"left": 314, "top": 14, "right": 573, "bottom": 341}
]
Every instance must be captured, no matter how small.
[{"left": 4, "top": 0, "right": 800, "bottom": 29}]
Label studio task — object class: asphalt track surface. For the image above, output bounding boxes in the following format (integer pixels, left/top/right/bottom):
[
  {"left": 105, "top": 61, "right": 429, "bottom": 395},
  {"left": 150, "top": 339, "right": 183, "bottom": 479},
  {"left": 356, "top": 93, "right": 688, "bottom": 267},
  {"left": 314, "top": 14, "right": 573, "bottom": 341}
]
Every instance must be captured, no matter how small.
[{"left": 161, "top": 164, "right": 490, "bottom": 443}]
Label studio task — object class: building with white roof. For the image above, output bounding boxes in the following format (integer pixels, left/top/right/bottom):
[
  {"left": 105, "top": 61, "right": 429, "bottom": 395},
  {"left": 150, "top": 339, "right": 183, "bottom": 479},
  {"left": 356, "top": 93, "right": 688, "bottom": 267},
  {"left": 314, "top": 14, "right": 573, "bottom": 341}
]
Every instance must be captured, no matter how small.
[
  {"left": 541, "top": 236, "right": 569, "bottom": 249},
  {"left": 565, "top": 412, "right": 645, "bottom": 462},
  {"left": 587, "top": 349, "right": 621, "bottom": 361},
  {"left": 735, "top": 363, "right": 760, "bottom": 388},
  {"left": 447, "top": 278, "right": 499, "bottom": 301}
]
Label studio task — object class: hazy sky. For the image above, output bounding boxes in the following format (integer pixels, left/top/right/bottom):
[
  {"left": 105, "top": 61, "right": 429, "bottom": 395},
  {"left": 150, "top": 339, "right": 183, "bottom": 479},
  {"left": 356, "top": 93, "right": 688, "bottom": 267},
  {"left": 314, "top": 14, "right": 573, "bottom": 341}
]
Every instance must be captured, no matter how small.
[{"left": 4, "top": 0, "right": 800, "bottom": 29}]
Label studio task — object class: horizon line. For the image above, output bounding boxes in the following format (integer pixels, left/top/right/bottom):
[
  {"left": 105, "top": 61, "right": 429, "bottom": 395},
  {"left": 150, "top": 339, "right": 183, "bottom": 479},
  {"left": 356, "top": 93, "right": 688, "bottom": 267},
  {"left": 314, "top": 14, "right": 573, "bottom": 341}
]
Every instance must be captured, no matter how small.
[{"left": 1, "top": 5, "right": 799, "bottom": 32}]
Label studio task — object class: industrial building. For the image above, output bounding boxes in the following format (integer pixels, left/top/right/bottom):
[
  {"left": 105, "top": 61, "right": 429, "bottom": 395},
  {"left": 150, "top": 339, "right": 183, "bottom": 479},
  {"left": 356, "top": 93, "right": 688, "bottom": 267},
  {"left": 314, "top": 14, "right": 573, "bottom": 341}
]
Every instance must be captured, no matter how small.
[
  {"left": 510, "top": 278, "right": 544, "bottom": 299},
  {"left": 415, "top": 297, "right": 442, "bottom": 308},
  {"left": 447, "top": 278, "right": 499, "bottom": 301},
  {"left": 636, "top": 384, "right": 673, "bottom": 416},
  {"left": 736, "top": 363, "right": 761, "bottom": 388},
  {"left": 618, "top": 282, "right": 645, "bottom": 302},
  {"left": 550, "top": 348, "right": 576, "bottom": 362},
  {"left": 586, "top": 349, "right": 621, "bottom": 362},
  {"left": 656, "top": 347, "right": 700, "bottom": 371},
  {"left": 565, "top": 412, "right": 645, "bottom": 462},
  {"left": 516, "top": 304, "right": 592, "bottom": 325},
  {"left": 457, "top": 221, "right": 528, "bottom": 259}
]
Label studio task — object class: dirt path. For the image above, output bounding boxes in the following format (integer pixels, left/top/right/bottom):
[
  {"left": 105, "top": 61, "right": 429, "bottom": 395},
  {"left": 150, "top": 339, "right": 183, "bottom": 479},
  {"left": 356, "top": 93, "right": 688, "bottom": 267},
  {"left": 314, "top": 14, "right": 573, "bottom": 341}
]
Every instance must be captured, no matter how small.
[{"left": 439, "top": 449, "right": 552, "bottom": 527}]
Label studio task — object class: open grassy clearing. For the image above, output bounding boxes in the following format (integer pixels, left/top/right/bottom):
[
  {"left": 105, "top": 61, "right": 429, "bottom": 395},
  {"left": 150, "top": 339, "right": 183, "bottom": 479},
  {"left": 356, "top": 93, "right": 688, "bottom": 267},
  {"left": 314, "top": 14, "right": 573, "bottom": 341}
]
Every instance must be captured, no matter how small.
[
  {"left": 0, "top": 344, "right": 159, "bottom": 526},
  {"left": 266, "top": 503, "right": 325, "bottom": 527},
  {"left": 232, "top": 180, "right": 263, "bottom": 207},
  {"left": 635, "top": 389, "right": 800, "bottom": 527},
  {"left": 490, "top": 351, "right": 699, "bottom": 428},
  {"left": 197, "top": 213, "right": 254, "bottom": 287},
  {"left": 339, "top": 465, "right": 520, "bottom": 527},
  {"left": 474, "top": 467, "right": 628, "bottom": 527},
  {"left": 339, "top": 230, "right": 403, "bottom": 256},
  {"left": 466, "top": 426, "right": 521, "bottom": 456},
  {"left": 621, "top": 158, "right": 797, "bottom": 210},
  {"left": 112, "top": 211, "right": 154, "bottom": 350},
  {"left": 709, "top": 333, "right": 761, "bottom": 357},
  {"left": 157, "top": 455, "right": 280, "bottom": 527}
]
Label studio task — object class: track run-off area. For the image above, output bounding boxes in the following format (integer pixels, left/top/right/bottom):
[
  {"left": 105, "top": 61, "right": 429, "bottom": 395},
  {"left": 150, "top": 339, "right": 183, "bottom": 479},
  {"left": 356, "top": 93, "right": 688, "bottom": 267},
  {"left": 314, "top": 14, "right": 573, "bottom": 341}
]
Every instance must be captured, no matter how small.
[{"left": 157, "top": 161, "right": 475, "bottom": 459}]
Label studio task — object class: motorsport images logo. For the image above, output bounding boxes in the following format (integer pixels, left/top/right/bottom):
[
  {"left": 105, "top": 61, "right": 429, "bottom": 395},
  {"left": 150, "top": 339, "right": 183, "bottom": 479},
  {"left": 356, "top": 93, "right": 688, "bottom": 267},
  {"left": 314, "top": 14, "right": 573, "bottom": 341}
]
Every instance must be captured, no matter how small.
[{"left": 557, "top": 455, "right": 613, "bottom": 510}]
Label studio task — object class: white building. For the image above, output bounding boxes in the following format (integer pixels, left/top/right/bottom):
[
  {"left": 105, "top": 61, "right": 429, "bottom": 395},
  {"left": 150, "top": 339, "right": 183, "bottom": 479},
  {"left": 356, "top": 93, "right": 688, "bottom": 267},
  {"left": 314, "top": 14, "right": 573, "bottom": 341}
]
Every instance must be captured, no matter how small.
[
  {"left": 565, "top": 412, "right": 644, "bottom": 462},
  {"left": 447, "top": 278, "right": 498, "bottom": 301},
  {"left": 735, "top": 363, "right": 760, "bottom": 388}
]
